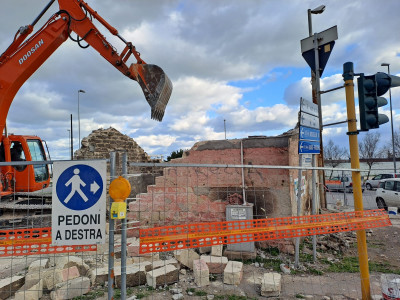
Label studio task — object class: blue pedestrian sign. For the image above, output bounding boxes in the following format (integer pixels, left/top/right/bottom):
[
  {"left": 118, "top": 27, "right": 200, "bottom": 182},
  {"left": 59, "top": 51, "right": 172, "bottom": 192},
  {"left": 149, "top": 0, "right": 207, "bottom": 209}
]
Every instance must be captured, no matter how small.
[
  {"left": 299, "top": 140, "right": 320, "bottom": 154},
  {"left": 56, "top": 164, "right": 103, "bottom": 211},
  {"left": 299, "top": 126, "right": 320, "bottom": 142},
  {"left": 52, "top": 160, "right": 106, "bottom": 246}
]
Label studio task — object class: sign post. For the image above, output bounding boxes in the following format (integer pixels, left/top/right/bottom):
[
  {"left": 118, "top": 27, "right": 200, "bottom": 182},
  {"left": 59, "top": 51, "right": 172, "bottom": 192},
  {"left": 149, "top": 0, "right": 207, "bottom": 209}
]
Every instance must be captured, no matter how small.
[
  {"left": 295, "top": 97, "right": 320, "bottom": 267},
  {"left": 52, "top": 160, "right": 106, "bottom": 245}
]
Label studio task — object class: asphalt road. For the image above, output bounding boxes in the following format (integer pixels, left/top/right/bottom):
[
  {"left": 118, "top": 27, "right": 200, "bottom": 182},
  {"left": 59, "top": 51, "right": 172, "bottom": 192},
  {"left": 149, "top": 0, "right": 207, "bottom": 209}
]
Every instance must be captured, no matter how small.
[{"left": 326, "top": 189, "right": 379, "bottom": 210}]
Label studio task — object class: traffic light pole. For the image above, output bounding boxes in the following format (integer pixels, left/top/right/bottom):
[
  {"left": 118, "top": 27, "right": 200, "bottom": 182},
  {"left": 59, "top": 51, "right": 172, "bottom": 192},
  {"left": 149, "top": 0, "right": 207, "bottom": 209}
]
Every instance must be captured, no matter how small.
[{"left": 343, "top": 62, "right": 371, "bottom": 300}]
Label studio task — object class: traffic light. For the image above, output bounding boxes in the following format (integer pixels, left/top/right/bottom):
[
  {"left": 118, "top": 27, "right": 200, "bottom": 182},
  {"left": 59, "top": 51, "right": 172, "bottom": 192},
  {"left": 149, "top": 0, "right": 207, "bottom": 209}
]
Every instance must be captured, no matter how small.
[{"left": 357, "top": 73, "right": 389, "bottom": 131}]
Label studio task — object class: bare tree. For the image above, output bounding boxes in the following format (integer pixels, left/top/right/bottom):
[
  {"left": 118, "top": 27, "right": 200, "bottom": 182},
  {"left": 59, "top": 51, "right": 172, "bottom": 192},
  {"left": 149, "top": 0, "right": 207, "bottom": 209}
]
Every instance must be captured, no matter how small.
[
  {"left": 359, "top": 132, "right": 381, "bottom": 179},
  {"left": 324, "top": 139, "right": 347, "bottom": 178},
  {"left": 383, "top": 128, "right": 400, "bottom": 159}
]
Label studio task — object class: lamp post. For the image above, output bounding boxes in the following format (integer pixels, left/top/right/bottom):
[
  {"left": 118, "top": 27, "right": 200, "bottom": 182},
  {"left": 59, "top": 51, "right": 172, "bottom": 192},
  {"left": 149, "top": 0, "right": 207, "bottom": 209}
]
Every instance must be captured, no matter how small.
[
  {"left": 307, "top": 5, "right": 326, "bottom": 208},
  {"left": 67, "top": 129, "right": 72, "bottom": 160},
  {"left": 307, "top": 5, "right": 325, "bottom": 37},
  {"left": 303, "top": 4, "right": 325, "bottom": 266},
  {"left": 381, "top": 63, "right": 397, "bottom": 174},
  {"left": 78, "top": 89, "right": 85, "bottom": 149}
]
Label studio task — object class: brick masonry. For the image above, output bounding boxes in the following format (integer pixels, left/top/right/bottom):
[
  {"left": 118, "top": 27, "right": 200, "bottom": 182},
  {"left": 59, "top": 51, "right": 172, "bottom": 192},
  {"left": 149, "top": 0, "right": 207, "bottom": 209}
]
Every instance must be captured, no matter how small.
[{"left": 127, "top": 129, "right": 313, "bottom": 233}]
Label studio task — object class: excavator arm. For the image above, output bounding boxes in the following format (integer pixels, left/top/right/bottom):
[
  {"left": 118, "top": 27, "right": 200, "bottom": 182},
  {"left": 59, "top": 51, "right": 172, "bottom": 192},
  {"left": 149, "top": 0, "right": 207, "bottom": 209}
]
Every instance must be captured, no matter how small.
[{"left": 0, "top": 0, "right": 172, "bottom": 137}]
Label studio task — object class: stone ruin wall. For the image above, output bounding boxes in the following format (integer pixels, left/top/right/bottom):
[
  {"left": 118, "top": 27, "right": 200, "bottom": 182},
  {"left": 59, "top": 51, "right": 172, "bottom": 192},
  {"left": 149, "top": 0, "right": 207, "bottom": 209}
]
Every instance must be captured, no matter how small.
[{"left": 74, "top": 127, "right": 162, "bottom": 198}]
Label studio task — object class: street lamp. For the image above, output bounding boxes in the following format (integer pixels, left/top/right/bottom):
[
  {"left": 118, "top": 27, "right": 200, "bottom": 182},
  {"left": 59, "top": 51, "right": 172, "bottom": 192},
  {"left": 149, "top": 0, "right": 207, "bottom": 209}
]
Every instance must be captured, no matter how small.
[
  {"left": 78, "top": 89, "right": 85, "bottom": 149},
  {"left": 308, "top": 5, "right": 326, "bottom": 37},
  {"left": 381, "top": 63, "right": 396, "bottom": 174}
]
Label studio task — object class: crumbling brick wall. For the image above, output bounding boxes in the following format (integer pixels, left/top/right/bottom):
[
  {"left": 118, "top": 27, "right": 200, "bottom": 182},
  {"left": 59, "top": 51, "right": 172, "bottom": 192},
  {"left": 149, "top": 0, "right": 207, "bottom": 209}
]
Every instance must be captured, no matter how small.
[
  {"left": 74, "top": 127, "right": 162, "bottom": 197},
  {"left": 127, "top": 130, "right": 310, "bottom": 233}
]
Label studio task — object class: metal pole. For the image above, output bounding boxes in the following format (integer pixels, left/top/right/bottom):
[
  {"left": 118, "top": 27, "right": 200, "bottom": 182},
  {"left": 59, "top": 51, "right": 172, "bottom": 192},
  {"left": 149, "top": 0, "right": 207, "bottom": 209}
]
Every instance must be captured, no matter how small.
[
  {"left": 383, "top": 64, "right": 397, "bottom": 174},
  {"left": 307, "top": 9, "right": 312, "bottom": 37},
  {"left": 78, "top": 91, "right": 80, "bottom": 148},
  {"left": 312, "top": 32, "right": 321, "bottom": 259},
  {"left": 78, "top": 89, "right": 85, "bottom": 149},
  {"left": 224, "top": 119, "right": 227, "bottom": 140},
  {"left": 295, "top": 154, "right": 302, "bottom": 267},
  {"left": 121, "top": 153, "right": 128, "bottom": 300},
  {"left": 240, "top": 141, "right": 247, "bottom": 205},
  {"left": 312, "top": 154, "right": 317, "bottom": 262},
  {"left": 308, "top": 8, "right": 326, "bottom": 210},
  {"left": 67, "top": 129, "right": 71, "bottom": 159},
  {"left": 108, "top": 152, "right": 116, "bottom": 300},
  {"left": 343, "top": 62, "right": 371, "bottom": 300},
  {"left": 70, "top": 114, "right": 73, "bottom": 160}
]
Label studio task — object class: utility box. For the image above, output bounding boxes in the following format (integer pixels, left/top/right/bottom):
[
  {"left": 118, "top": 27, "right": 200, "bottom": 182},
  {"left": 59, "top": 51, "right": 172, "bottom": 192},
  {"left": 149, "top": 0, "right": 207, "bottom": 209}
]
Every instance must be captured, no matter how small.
[{"left": 226, "top": 204, "right": 255, "bottom": 252}]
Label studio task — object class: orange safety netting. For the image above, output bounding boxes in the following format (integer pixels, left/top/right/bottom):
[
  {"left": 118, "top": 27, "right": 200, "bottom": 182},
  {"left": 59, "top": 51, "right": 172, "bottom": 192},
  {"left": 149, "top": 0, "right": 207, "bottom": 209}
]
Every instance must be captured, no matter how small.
[
  {"left": 0, "top": 227, "right": 97, "bottom": 257},
  {"left": 139, "top": 209, "right": 391, "bottom": 254}
]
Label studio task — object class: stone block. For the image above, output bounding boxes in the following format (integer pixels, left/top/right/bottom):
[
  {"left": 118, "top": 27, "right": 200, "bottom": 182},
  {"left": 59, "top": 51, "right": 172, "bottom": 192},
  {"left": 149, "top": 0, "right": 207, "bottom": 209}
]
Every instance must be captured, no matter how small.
[
  {"left": 0, "top": 275, "right": 24, "bottom": 300},
  {"left": 127, "top": 245, "right": 140, "bottom": 257},
  {"left": 131, "top": 252, "right": 159, "bottom": 263},
  {"left": 193, "top": 259, "right": 209, "bottom": 287},
  {"left": 89, "top": 267, "right": 108, "bottom": 286},
  {"left": 223, "top": 249, "right": 257, "bottom": 260},
  {"left": 198, "top": 246, "right": 211, "bottom": 254},
  {"left": 200, "top": 255, "right": 228, "bottom": 274},
  {"left": 175, "top": 249, "right": 200, "bottom": 269},
  {"left": 261, "top": 272, "right": 281, "bottom": 297},
  {"left": 44, "top": 266, "right": 81, "bottom": 290},
  {"left": 28, "top": 259, "right": 49, "bottom": 273},
  {"left": 146, "top": 265, "right": 179, "bottom": 288},
  {"left": 55, "top": 256, "right": 90, "bottom": 276},
  {"left": 115, "top": 264, "right": 147, "bottom": 287},
  {"left": 14, "top": 279, "right": 43, "bottom": 300},
  {"left": 146, "top": 259, "right": 180, "bottom": 272},
  {"left": 223, "top": 261, "right": 243, "bottom": 285},
  {"left": 50, "top": 277, "right": 90, "bottom": 300},
  {"left": 211, "top": 244, "right": 223, "bottom": 257}
]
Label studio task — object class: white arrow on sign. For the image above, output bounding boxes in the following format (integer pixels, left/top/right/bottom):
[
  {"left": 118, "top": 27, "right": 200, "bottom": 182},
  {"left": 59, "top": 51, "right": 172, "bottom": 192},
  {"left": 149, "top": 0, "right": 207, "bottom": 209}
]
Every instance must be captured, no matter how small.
[{"left": 90, "top": 181, "right": 100, "bottom": 194}]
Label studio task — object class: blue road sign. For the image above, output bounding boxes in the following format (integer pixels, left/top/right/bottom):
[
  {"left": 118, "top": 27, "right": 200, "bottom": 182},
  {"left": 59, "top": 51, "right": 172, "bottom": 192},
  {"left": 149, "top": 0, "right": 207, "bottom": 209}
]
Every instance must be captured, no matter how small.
[
  {"left": 299, "top": 140, "right": 320, "bottom": 154},
  {"left": 56, "top": 164, "right": 103, "bottom": 211},
  {"left": 299, "top": 126, "right": 320, "bottom": 142}
]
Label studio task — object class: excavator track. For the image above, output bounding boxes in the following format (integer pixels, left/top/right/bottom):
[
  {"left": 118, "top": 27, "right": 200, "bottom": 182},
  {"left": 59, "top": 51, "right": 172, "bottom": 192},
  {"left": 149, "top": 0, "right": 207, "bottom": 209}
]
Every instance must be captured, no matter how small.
[{"left": 0, "top": 195, "right": 52, "bottom": 229}]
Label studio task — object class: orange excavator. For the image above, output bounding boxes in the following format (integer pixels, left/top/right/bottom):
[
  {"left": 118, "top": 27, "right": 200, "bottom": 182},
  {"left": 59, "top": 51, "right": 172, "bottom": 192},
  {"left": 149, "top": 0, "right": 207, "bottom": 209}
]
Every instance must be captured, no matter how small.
[{"left": 0, "top": 0, "right": 172, "bottom": 197}]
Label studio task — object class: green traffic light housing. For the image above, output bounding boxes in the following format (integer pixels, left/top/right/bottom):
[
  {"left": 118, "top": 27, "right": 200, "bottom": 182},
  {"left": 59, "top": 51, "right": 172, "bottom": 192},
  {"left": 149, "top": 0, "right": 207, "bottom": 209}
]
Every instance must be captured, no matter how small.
[{"left": 357, "top": 71, "right": 400, "bottom": 131}]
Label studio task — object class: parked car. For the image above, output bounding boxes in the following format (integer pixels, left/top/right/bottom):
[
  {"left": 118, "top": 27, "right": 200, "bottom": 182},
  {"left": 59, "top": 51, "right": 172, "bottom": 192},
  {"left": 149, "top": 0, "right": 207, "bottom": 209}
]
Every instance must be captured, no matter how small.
[
  {"left": 365, "top": 173, "right": 400, "bottom": 190},
  {"left": 375, "top": 178, "right": 400, "bottom": 210},
  {"left": 326, "top": 176, "right": 351, "bottom": 192},
  {"left": 325, "top": 176, "right": 365, "bottom": 193}
]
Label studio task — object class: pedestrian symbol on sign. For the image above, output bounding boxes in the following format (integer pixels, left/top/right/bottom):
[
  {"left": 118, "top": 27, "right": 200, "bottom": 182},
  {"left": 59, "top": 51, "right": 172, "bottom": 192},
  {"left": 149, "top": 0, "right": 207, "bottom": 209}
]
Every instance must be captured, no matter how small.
[
  {"left": 64, "top": 169, "right": 88, "bottom": 203},
  {"left": 56, "top": 164, "right": 103, "bottom": 211}
]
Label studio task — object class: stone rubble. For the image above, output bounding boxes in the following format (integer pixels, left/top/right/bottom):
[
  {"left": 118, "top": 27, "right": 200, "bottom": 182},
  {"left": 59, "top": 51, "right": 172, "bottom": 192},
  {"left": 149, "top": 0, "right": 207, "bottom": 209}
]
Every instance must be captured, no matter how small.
[{"left": 0, "top": 229, "right": 375, "bottom": 299}]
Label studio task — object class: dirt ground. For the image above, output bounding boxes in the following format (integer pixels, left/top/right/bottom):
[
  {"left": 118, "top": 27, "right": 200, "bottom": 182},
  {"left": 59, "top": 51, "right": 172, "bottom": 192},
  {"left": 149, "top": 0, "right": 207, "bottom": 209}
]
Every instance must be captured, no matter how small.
[
  {"left": 96, "top": 215, "right": 399, "bottom": 300},
  {"left": 1, "top": 214, "right": 398, "bottom": 300}
]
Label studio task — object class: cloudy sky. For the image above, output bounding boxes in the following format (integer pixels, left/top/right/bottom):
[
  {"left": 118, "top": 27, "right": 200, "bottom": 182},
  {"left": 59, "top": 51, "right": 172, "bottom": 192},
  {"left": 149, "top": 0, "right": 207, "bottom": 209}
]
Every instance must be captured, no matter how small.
[{"left": 1, "top": 0, "right": 400, "bottom": 160}]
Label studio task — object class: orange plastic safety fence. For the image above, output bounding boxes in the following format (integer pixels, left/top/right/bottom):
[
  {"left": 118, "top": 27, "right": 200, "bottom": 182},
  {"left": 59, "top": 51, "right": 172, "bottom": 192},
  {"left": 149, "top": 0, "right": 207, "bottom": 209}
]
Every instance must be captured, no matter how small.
[
  {"left": 0, "top": 227, "right": 97, "bottom": 257},
  {"left": 139, "top": 209, "right": 391, "bottom": 254}
]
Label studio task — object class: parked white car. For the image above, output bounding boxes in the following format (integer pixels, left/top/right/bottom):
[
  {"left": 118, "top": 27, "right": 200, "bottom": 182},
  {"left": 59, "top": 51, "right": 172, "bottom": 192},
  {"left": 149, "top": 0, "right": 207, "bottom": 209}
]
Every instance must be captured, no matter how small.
[
  {"left": 375, "top": 178, "right": 400, "bottom": 210},
  {"left": 365, "top": 173, "right": 400, "bottom": 190}
]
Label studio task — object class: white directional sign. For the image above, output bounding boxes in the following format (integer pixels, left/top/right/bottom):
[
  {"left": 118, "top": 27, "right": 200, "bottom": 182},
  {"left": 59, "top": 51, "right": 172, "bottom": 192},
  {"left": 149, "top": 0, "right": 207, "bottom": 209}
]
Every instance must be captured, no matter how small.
[
  {"left": 300, "top": 97, "right": 319, "bottom": 117},
  {"left": 300, "top": 112, "right": 319, "bottom": 130},
  {"left": 52, "top": 160, "right": 106, "bottom": 245}
]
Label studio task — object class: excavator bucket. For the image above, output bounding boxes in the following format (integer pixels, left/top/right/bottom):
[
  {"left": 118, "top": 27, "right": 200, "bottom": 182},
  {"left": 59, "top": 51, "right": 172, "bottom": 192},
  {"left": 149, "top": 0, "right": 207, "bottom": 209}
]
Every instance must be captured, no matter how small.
[{"left": 129, "top": 64, "right": 173, "bottom": 121}]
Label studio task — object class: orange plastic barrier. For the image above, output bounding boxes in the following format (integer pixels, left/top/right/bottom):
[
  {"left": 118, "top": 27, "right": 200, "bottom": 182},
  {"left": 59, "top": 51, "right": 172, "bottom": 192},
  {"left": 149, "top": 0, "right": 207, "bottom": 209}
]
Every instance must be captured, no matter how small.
[
  {"left": 0, "top": 227, "right": 97, "bottom": 257},
  {"left": 139, "top": 209, "right": 391, "bottom": 254}
]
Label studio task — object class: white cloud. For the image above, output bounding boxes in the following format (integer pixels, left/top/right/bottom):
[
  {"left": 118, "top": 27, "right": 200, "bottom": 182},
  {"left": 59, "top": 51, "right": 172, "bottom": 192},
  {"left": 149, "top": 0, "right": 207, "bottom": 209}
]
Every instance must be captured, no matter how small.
[{"left": 1, "top": 0, "right": 400, "bottom": 158}]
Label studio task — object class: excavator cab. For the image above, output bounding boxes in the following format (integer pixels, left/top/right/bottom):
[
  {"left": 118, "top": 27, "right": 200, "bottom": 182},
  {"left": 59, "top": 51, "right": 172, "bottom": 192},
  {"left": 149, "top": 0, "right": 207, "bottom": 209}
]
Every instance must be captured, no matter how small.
[{"left": 0, "top": 135, "right": 50, "bottom": 195}]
